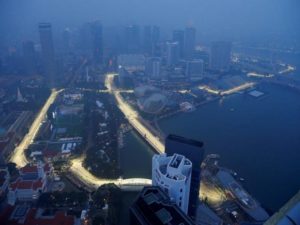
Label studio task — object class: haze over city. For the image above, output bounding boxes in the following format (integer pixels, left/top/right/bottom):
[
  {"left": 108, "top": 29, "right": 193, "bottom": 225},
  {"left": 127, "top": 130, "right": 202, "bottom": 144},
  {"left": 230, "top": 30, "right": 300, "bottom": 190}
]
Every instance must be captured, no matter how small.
[{"left": 0, "top": 1, "right": 299, "bottom": 225}]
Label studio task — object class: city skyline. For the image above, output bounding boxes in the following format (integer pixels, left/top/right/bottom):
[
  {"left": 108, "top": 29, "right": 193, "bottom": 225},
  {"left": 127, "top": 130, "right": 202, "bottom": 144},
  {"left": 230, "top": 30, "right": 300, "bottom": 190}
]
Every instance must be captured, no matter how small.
[{"left": 0, "top": 1, "right": 299, "bottom": 225}]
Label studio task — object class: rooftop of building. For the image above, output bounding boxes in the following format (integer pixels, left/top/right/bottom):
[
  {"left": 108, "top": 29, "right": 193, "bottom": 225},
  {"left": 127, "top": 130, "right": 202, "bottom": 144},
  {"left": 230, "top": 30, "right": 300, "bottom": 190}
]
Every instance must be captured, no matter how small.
[
  {"left": 264, "top": 190, "right": 300, "bottom": 225},
  {"left": 167, "top": 134, "right": 204, "bottom": 148},
  {"left": 130, "top": 186, "right": 195, "bottom": 225},
  {"left": 155, "top": 154, "right": 192, "bottom": 181},
  {"left": 10, "top": 178, "right": 44, "bottom": 191},
  {"left": 20, "top": 163, "right": 51, "bottom": 175},
  {"left": 0, "top": 204, "right": 75, "bottom": 225}
]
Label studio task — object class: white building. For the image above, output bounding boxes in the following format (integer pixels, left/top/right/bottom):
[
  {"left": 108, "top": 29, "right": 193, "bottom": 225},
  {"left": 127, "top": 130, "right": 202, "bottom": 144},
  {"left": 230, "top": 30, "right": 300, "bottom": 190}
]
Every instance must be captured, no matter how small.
[
  {"left": 7, "top": 162, "right": 52, "bottom": 205},
  {"left": 152, "top": 153, "right": 192, "bottom": 214}
]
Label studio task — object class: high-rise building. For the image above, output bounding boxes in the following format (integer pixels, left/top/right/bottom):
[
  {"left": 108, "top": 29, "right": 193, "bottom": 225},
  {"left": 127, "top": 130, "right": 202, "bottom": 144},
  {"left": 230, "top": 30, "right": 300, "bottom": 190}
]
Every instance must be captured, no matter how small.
[
  {"left": 166, "top": 42, "right": 179, "bottom": 66},
  {"left": 184, "top": 27, "right": 196, "bottom": 60},
  {"left": 39, "top": 23, "right": 56, "bottom": 81},
  {"left": 165, "top": 134, "right": 205, "bottom": 219},
  {"left": 90, "top": 21, "right": 103, "bottom": 64},
  {"left": 130, "top": 186, "right": 195, "bottom": 225},
  {"left": 62, "top": 28, "right": 72, "bottom": 53},
  {"left": 172, "top": 30, "right": 184, "bottom": 58},
  {"left": 185, "top": 60, "right": 204, "bottom": 80},
  {"left": 210, "top": 41, "right": 232, "bottom": 71},
  {"left": 152, "top": 153, "right": 192, "bottom": 214},
  {"left": 22, "top": 40, "right": 36, "bottom": 75},
  {"left": 125, "top": 25, "right": 140, "bottom": 53},
  {"left": 143, "top": 26, "right": 152, "bottom": 54},
  {"left": 145, "top": 57, "right": 161, "bottom": 79},
  {"left": 152, "top": 26, "right": 160, "bottom": 44},
  {"left": 79, "top": 22, "right": 93, "bottom": 54},
  {"left": 143, "top": 25, "right": 160, "bottom": 55}
]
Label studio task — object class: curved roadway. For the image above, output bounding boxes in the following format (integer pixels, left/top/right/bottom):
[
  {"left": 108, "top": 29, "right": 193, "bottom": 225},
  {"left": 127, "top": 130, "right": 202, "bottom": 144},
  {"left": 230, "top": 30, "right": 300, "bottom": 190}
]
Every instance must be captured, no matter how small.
[{"left": 10, "top": 89, "right": 63, "bottom": 167}]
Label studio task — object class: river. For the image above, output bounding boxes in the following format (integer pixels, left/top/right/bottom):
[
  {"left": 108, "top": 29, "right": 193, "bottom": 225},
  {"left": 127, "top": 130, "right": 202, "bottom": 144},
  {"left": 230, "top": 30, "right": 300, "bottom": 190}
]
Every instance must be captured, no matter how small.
[{"left": 121, "top": 82, "right": 300, "bottom": 211}]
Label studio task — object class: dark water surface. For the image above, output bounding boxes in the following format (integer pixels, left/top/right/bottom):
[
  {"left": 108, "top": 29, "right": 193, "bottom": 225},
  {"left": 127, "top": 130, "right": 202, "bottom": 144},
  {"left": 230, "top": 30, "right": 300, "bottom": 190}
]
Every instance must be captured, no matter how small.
[{"left": 159, "top": 83, "right": 300, "bottom": 211}]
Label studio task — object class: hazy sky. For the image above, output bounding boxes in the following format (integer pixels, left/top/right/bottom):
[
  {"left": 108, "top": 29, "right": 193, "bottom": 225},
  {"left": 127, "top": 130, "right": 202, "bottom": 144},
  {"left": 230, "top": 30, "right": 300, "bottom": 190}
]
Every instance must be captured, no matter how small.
[{"left": 0, "top": 0, "right": 299, "bottom": 44}]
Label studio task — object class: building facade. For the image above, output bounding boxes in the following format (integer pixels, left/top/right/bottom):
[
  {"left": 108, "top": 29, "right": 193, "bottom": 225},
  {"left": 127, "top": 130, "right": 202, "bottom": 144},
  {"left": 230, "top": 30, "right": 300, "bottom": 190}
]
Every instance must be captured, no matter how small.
[
  {"left": 38, "top": 23, "right": 56, "bottom": 82},
  {"left": 210, "top": 41, "right": 232, "bottom": 71},
  {"left": 8, "top": 162, "right": 53, "bottom": 205},
  {"left": 130, "top": 186, "right": 195, "bottom": 225},
  {"left": 166, "top": 42, "right": 180, "bottom": 66},
  {"left": 152, "top": 153, "right": 192, "bottom": 213},
  {"left": 184, "top": 27, "right": 196, "bottom": 60},
  {"left": 185, "top": 59, "right": 204, "bottom": 80},
  {"left": 145, "top": 57, "right": 161, "bottom": 79},
  {"left": 165, "top": 134, "right": 205, "bottom": 219}
]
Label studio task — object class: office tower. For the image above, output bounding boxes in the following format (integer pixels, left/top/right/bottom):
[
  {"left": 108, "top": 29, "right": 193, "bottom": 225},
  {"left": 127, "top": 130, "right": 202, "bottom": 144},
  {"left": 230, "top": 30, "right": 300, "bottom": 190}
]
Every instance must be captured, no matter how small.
[
  {"left": 152, "top": 153, "right": 192, "bottom": 214},
  {"left": 151, "top": 26, "right": 161, "bottom": 57},
  {"left": 210, "top": 41, "right": 232, "bottom": 71},
  {"left": 143, "top": 25, "right": 160, "bottom": 55},
  {"left": 186, "top": 60, "right": 204, "bottom": 80},
  {"left": 90, "top": 21, "right": 103, "bottom": 64},
  {"left": 165, "top": 134, "right": 205, "bottom": 219},
  {"left": 143, "top": 26, "right": 152, "bottom": 54},
  {"left": 22, "top": 40, "right": 36, "bottom": 75},
  {"left": 184, "top": 27, "right": 196, "bottom": 60},
  {"left": 38, "top": 23, "right": 56, "bottom": 81},
  {"left": 79, "top": 22, "right": 93, "bottom": 54},
  {"left": 194, "top": 49, "right": 210, "bottom": 69},
  {"left": 130, "top": 186, "right": 195, "bottom": 225},
  {"left": 166, "top": 42, "right": 179, "bottom": 66},
  {"left": 152, "top": 26, "right": 160, "bottom": 44},
  {"left": 172, "top": 30, "right": 184, "bottom": 58},
  {"left": 62, "top": 28, "right": 71, "bottom": 53},
  {"left": 125, "top": 25, "right": 140, "bottom": 53},
  {"left": 145, "top": 57, "right": 161, "bottom": 79}
]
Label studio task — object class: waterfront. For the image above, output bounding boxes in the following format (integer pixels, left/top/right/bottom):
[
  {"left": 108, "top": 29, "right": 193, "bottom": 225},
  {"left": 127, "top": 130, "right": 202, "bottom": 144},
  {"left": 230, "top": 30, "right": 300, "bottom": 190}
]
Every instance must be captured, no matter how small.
[
  {"left": 159, "top": 83, "right": 300, "bottom": 211},
  {"left": 121, "top": 83, "right": 300, "bottom": 211}
]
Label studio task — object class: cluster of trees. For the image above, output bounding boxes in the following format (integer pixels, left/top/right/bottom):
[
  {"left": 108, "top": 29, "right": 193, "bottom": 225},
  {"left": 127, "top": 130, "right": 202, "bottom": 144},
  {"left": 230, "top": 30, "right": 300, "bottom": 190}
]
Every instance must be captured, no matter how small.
[
  {"left": 84, "top": 92, "right": 125, "bottom": 179},
  {"left": 90, "top": 184, "right": 122, "bottom": 225}
]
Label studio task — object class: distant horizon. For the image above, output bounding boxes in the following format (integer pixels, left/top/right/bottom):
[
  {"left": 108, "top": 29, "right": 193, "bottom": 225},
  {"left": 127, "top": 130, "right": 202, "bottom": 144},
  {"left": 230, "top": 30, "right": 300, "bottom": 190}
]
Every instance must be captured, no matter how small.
[{"left": 1, "top": 0, "right": 300, "bottom": 46}]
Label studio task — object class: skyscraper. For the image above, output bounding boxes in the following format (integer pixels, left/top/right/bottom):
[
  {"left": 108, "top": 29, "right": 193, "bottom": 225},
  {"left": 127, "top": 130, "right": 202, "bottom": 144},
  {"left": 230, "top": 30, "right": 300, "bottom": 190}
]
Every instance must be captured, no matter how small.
[
  {"left": 172, "top": 30, "right": 184, "bottom": 58},
  {"left": 145, "top": 57, "right": 161, "bottom": 79},
  {"left": 130, "top": 186, "right": 195, "bottom": 225},
  {"left": 184, "top": 27, "right": 196, "bottom": 60},
  {"left": 185, "top": 60, "right": 204, "bottom": 80},
  {"left": 90, "top": 21, "right": 103, "bottom": 64},
  {"left": 125, "top": 25, "right": 140, "bottom": 53},
  {"left": 166, "top": 42, "right": 180, "bottom": 66},
  {"left": 62, "top": 28, "right": 72, "bottom": 53},
  {"left": 165, "top": 134, "right": 205, "bottom": 219},
  {"left": 210, "top": 41, "right": 232, "bottom": 71},
  {"left": 143, "top": 26, "right": 152, "bottom": 54},
  {"left": 38, "top": 23, "right": 56, "bottom": 82},
  {"left": 143, "top": 25, "right": 160, "bottom": 55},
  {"left": 22, "top": 40, "right": 36, "bottom": 75},
  {"left": 152, "top": 153, "right": 192, "bottom": 214}
]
